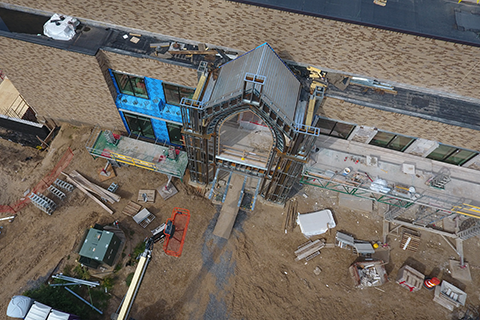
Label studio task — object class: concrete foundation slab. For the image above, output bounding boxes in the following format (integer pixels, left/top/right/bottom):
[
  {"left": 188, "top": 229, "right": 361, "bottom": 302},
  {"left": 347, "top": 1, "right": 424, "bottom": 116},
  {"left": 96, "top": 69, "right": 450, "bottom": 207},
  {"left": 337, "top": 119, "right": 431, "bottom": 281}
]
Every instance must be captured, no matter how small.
[
  {"left": 157, "top": 183, "right": 178, "bottom": 200},
  {"left": 449, "top": 260, "right": 472, "bottom": 282}
]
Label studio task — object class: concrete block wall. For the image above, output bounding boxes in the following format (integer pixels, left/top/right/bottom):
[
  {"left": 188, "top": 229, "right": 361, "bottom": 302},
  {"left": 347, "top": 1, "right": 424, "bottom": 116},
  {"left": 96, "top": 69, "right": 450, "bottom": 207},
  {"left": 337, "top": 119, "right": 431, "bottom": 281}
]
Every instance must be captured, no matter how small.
[
  {"left": 0, "top": 36, "right": 123, "bottom": 128},
  {"left": 319, "top": 97, "right": 480, "bottom": 151},
  {"left": 5, "top": 0, "right": 480, "bottom": 100}
]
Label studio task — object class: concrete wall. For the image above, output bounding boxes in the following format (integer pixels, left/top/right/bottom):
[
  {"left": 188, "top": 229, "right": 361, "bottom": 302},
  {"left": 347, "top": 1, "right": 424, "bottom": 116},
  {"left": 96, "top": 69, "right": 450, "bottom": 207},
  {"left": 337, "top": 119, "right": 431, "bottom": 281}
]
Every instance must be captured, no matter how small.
[
  {"left": 4, "top": 0, "right": 480, "bottom": 100},
  {"left": 319, "top": 97, "right": 480, "bottom": 151},
  {"left": 0, "top": 37, "right": 123, "bottom": 128}
]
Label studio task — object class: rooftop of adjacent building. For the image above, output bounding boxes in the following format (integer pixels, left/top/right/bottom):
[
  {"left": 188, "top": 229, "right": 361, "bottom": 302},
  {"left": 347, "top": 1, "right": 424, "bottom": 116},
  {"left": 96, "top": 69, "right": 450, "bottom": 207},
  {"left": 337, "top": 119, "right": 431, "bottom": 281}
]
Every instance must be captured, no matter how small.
[
  {"left": 1, "top": 3, "right": 480, "bottom": 141},
  {"left": 326, "top": 81, "right": 480, "bottom": 132},
  {"left": 229, "top": 0, "right": 480, "bottom": 47}
]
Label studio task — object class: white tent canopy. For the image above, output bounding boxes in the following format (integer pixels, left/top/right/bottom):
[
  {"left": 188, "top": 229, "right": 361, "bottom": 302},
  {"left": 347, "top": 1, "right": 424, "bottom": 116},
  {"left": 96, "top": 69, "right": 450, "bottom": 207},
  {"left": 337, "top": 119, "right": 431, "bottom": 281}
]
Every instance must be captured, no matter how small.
[{"left": 6, "top": 295, "right": 34, "bottom": 318}]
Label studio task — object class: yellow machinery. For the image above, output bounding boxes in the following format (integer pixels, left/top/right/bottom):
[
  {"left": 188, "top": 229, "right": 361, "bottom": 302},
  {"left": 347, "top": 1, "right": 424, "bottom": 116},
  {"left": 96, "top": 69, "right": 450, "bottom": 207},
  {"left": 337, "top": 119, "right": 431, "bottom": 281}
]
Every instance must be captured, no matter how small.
[{"left": 114, "top": 238, "right": 153, "bottom": 320}]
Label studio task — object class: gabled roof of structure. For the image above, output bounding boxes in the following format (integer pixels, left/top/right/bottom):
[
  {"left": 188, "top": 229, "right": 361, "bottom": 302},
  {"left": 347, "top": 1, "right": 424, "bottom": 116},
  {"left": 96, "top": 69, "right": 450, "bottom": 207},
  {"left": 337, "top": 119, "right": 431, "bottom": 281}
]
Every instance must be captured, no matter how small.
[
  {"left": 78, "top": 228, "right": 114, "bottom": 261},
  {"left": 205, "top": 43, "right": 301, "bottom": 122}
]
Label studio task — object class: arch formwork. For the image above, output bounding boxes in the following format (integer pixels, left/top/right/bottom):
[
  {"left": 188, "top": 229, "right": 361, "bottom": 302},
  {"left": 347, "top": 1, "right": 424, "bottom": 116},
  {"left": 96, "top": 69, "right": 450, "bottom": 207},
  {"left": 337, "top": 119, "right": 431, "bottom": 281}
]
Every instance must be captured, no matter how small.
[
  {"left": 181, "top": 88, "right": 322, "bottom": 204},
  {"left": 180, "top": 44, "right": 324, "bottom": 205}
]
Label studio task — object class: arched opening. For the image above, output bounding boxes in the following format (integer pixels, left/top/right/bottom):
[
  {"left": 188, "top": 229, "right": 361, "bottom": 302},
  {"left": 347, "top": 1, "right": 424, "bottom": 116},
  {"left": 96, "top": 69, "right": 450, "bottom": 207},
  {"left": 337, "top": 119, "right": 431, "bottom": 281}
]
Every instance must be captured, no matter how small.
[{"left": 217, "top": 110, "right": 274, "bottom": 169}]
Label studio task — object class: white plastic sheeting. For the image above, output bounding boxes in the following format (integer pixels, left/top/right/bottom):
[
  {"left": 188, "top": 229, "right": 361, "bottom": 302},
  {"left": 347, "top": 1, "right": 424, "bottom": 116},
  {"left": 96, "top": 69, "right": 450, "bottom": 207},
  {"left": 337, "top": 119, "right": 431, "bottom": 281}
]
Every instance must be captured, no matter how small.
[
  {"left": 43, "top": 14, "right": 79, "bottom": 41},
  {"left": 370, "top": 178, "right": 391, "bottom": 194},
  {"left": 47, "top": 309, "right": 70, "bottom": 320},
  {"left": 6, "top": 295, "right": 34, "bottom": 318},
  {"left": 24, "top": 302, "right": 51, "bottom": 320},
  {"left": 297, "top": 209, "right": 336, "bottom": 237}
]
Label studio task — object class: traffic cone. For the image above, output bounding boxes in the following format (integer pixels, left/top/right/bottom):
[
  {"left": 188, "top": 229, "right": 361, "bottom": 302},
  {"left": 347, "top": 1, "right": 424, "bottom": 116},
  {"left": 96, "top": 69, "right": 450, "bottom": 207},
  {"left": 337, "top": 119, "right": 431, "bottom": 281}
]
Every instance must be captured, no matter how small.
[{"left": 423, "top": 277, "right": 440, "bottom": 290}]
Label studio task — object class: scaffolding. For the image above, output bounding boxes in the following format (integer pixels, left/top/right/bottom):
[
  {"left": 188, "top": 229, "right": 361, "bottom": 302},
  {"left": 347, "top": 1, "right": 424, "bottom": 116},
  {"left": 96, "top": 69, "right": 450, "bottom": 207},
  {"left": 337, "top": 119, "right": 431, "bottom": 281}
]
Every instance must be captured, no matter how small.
[
  {"left": 180, "top": 82, "right": 323, "bottom": 205},
  {"left": 85, "top": 127, "right": 188, "bottom": 179},
  {"left": 301, "top": 165, "right": 480, "bottom": 225},
  {"left": 179, "top": 44, "right": 325, "bottom": 205}
]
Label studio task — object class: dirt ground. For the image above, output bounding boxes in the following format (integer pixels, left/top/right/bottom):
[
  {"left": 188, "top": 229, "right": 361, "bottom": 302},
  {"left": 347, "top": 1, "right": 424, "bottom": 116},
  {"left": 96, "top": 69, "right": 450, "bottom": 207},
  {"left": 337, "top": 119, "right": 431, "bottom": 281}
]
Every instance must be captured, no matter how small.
[{"left": 1, "top": 123, "right": 480, "bottom": 320}]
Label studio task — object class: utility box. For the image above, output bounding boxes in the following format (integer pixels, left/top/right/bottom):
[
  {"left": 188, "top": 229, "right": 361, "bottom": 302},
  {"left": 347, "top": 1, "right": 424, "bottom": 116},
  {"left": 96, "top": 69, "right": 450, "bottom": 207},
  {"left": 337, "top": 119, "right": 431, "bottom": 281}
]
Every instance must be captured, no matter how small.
[
  {"left": 78, "top": 227, "right": 121, "bottom": 267},
  {"left": 396, "top": 265, "right": 424, "bottom": 292}
]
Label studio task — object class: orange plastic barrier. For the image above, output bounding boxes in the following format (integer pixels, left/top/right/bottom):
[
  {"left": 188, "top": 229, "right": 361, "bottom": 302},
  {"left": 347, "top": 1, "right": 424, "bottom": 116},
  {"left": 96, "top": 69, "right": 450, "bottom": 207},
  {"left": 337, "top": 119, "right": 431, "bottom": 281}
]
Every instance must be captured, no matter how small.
[
  {"left": 163, "top": 207, "right": 190, "bottom": 257},
  {"left": 0, "top": 148, "right": 74, "bottom": 213}
]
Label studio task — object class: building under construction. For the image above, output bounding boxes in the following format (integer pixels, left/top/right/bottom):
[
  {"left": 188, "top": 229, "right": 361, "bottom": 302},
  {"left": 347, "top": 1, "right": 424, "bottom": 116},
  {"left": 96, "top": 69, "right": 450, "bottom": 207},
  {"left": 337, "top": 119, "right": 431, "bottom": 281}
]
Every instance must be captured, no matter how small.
[
  {"left": 2, "top": 1, "right": 480, "bottom": 251},
  {"left": 180, "top": 43, "right": 322, "bottom": 204}
]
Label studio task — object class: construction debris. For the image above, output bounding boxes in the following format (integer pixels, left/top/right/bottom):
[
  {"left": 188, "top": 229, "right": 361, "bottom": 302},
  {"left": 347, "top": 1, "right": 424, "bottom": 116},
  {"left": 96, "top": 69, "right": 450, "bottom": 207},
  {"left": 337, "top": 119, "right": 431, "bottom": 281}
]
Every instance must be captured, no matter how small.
[
  {"left": 349, "top": 260, "right": 388, "bottom": 289},
  {"left": 121, "top": 201, "right": 156, "bottom": 228},
  {"left": 0, "top": 215, "right": 16, "bottom": 222},
  {"left": 335, "top": 231, "right": 375, "bottom": 255},
  {"left": 122, "top": 200, "right": 142, "bottom": 217},
  {"left": 54, "top": 179, "right": 74, "bottom": 192},
  {"left": 47, "top": 185, "right": 66, "bottom": 200},
  {"left": 51, "top": 274, "right": 99, "bottom": 287},
  {"left": 68, "top": 170, "right": 120, "bottom": 204},
  {"left": 295, "top": 239, "right": 326, "bottom": 262}
]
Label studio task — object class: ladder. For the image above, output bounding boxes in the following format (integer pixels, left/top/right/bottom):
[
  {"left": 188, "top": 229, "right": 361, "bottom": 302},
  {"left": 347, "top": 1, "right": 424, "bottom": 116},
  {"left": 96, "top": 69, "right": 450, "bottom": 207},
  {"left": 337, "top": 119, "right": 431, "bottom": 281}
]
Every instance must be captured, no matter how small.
[
  {"left": 428, "top": 168, "right": 451, "bottom": 190},
  {"left": 54, "top": 179, "right": 74, "bottom": 192},
  {"left": 457, "top": 223, "right": 480, "bottom": 240},
  {"left": 48, "top": 185, "right": 66, "bottom": 200},
  {"left": 29, "top": 193, "right": 56, "bottom": 215},
  {"left": 384, "top": 205, "right": 405, "bottom": 221}
]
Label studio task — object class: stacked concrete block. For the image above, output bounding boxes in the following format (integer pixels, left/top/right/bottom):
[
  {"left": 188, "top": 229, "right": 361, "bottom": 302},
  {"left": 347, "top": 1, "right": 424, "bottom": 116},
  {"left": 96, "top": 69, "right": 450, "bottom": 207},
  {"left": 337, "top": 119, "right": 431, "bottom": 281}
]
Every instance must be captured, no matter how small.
[{"left": 396, "top": 265, "right": 424, "bottom": 292}]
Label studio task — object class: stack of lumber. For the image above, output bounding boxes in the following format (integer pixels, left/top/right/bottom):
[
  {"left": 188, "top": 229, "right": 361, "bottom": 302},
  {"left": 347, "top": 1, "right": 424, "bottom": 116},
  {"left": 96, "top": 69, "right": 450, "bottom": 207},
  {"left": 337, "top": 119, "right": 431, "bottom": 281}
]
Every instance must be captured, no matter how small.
[
  {"left": 284, "top": 199, "right": 298, "bottom": 234},
  {"left": 62, "top": 170, "right": 120, "bottom": 214},
  {"left": 294, "top": 239, "right": 326, "bottom": 262}
]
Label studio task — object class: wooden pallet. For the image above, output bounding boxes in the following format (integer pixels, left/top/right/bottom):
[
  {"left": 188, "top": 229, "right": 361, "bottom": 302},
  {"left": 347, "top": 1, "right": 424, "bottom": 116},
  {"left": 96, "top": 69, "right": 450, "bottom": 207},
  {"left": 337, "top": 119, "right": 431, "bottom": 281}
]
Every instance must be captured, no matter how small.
[
  {"left": 138, "top": 190, "right": 155, "bottom": 203},
  {"left": 122, "top": 200, "right": 142, "bottom": 217},
  {"left": 400, "top": 232, "right": 421, "bottom": 252},
  {"left": 133, "top": 208, "right": 156, "bottom": 228}
]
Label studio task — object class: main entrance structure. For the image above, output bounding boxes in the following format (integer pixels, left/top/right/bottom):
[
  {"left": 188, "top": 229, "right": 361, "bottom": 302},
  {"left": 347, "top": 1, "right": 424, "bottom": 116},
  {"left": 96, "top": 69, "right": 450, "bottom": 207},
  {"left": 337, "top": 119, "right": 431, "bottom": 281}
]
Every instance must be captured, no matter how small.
[{"left": 180, "top": 43, "right": 324, "bottom": 205}]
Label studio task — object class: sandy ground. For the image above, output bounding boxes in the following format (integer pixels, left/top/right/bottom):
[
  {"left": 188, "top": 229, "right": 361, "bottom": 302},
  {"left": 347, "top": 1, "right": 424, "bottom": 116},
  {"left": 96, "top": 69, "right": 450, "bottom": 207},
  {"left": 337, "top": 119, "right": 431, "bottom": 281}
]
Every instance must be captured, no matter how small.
[{"left": 1, "top": 124, "right": 480, "bottom": 320}]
